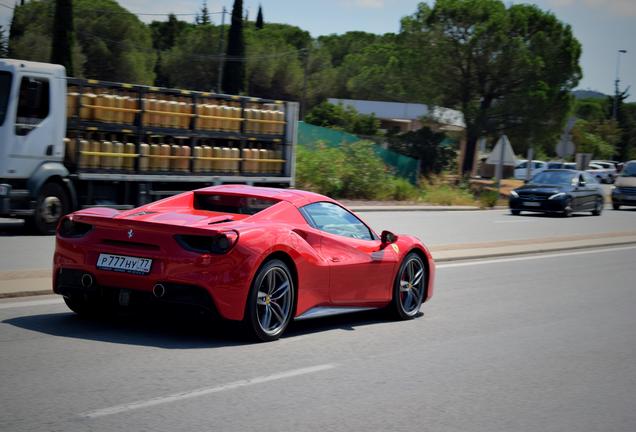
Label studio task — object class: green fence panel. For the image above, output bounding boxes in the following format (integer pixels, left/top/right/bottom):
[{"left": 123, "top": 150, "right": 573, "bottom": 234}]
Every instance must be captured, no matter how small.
[{"left": 298, "top": 122, "right": 418, "bottom": 184}]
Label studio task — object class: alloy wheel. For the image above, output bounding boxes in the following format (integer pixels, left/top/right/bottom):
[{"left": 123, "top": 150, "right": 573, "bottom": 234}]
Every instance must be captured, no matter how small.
[
  {"left": 255, "top": 266, "right": 293, "bottom": 337},
  {"left": 398, "top": 256, "right": 425, "bottom": 317}
]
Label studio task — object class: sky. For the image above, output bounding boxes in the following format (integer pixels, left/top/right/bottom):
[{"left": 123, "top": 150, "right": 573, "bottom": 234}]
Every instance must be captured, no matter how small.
[{"left": 1, "top": 0, "right": 634, "bottom": 101}]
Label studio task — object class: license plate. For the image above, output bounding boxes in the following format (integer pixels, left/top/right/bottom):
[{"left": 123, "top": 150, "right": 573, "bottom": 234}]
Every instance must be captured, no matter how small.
[
  {"left": 523, "top": 201, "right": 541, "bottom": 207},
  {"left": 97, "top": 253, "right": 152, "bottom": 275}
]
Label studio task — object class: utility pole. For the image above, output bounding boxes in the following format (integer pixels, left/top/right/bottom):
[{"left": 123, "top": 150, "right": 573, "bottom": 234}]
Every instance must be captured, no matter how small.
[
  {"left": 216, "top": 7, "right": 226, "bottom": 93},
  {"left": 613, "top": 49, "right": 627, "bottom": 120}
]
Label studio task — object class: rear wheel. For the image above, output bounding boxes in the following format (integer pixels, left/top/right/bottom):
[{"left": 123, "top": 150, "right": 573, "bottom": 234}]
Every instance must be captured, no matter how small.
[
  {"left": 245, "top": 259, "right": 294, "bottom": 342},
  {"left": 511, "top": 209, "right": 521, "bottom": 215},
  {"left": 26, "top": 183, "right": 70, "bottom": 234},
  {"left": 591, "top": 197, "right": 603, "bottom": 216},
  {"left": 390, "top": 253, "right": 426, "bottom": 320}
]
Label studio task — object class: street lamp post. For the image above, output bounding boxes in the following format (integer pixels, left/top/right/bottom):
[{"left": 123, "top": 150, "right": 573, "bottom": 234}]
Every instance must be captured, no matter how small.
[{"left": 613, "top": 49, "right": 627, "bottom": 120}]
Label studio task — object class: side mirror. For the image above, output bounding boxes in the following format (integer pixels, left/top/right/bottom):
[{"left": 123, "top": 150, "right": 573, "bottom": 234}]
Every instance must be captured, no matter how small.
[{"left": 381, "top": 230, "right": 398, "bottom": 244}]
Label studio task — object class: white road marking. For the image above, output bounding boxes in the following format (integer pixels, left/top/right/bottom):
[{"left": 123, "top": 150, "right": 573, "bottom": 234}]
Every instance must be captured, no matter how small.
[
  {"left": 81, "top": 363, "right": 338, "bottom": 419},
  {"left": 436, "top": 245, "right": 636, "bottom": 269},
  {"left": 493, "top": 219, "right": 537, "bottom": 223},
  {"left": 0, "top": 298, "right": 63, "bottom": 310}
]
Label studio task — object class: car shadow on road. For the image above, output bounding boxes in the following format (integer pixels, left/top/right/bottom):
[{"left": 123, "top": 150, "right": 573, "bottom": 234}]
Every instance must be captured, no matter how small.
[{"left": 3, "top": 307, "right": 405, "bottom": 348}]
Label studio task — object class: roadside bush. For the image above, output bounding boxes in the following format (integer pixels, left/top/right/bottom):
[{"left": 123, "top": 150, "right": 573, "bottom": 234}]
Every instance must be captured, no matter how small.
[
  {"left": 380, "top": 177, "right": 421, "bottom": 201},
  {"left": 295, "top": 143, "right": 347, "bottom": 197},
  {"left": 478, "top": 190, "right": 500, "bottom": 208},
  {"left": 420, "top": 178, "right": 476, "bottom": 206}
]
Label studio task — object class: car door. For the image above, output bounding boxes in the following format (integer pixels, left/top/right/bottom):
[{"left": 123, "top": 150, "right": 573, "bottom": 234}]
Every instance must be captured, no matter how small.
[
  {"left": 299, "top": 202, "right": 398, "bottom": 304},
  {"left": 582, "top": 172, "right": 601, "bottom": 209}
]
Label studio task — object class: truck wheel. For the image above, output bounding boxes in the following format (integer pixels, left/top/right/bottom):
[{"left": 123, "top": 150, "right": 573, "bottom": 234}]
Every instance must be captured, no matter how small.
[{"left": 27, "top": 183, "right": 70, "bottom": 235}]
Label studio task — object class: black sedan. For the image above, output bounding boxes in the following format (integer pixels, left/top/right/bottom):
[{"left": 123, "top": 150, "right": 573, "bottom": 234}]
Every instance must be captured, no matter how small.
[{"left": 509, "top": 169, "right": 604, "bottom": 217}]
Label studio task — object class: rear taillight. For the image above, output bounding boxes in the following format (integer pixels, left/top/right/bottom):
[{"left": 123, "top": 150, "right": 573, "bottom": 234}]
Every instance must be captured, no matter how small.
[
  {"left": 58, "top": 217, "right": 93, "bottom": 238},
  {"left": 175, "top": 231, "right": 238, "bottom": 254}
]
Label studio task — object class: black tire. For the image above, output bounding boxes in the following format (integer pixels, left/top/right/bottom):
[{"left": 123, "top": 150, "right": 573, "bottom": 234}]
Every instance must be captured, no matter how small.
[
  {"left": 592, "top": 197, "right": 603, "bottom": 216},
  {"left": 612, "top": 203, "right": 620, "bottom": 210},
  {"left": 511, "top": 209, "right": 521, "bottom": 215},
  {"left": 26, "top": 183, "right": 70, "bottom": 234},
  {"left": 390, "top": 252, "right": 426, "bottom": 320},
  {"left": 244, "top": 259, "right": 295, "bottom": 342},
  {"left": 63, "top": 295, "right": 104, "bottom": 317}
]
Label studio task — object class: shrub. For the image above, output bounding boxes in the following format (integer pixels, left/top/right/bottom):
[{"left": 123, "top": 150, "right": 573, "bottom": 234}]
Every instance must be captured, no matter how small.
[{"left": 478, "top": 190, "right": 500, "bottom": 208}]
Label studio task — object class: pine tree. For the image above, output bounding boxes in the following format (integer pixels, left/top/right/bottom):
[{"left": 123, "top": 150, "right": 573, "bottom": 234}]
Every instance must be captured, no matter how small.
[
  {"left": 222, "top": 0, "right": 245, "bottom": 95},
  {"left": 50, "top": 0, "right": 75, "bottom": 73},
  {"left": 255, "top": 5, "right": 264, "bottom": 29},
  {"left": 197, "top": 1, "right": 211, "bottom": 25}
]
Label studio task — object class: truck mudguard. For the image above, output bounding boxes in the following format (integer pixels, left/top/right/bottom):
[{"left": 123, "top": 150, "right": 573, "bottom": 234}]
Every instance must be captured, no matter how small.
[{"left": 27, "top": 162, "right": 77, "bottom": 209}]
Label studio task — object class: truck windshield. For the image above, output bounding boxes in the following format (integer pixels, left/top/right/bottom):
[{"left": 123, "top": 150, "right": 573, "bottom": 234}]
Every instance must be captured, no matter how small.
[{"left": 0, "top": 71, "right": 12, "bottom": 126}]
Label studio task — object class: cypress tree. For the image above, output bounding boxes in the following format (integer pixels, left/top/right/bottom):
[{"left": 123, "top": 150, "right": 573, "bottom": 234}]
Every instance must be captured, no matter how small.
[
  {"left": 198, "top": 1, "right": 211, "bottom": 25},
  {"left": 222, "top": 0, "right": 245, "bottom": 95},
  {"left": 50, "top": 0, "right": 75, "bottom": 74},
  {"left": 255, "top": 5, "right": 264, "bottom": 29}
]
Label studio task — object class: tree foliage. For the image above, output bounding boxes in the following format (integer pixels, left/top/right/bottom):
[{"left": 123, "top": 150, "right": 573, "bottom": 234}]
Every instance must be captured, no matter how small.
[
  {"left": 388, "top": 127, "right": 455, "bottom": 176},
  {"left": 255, "top": 5, "right": 264, "bottom": 30},
  {"left": 400, "top": 0, "right": 581, "bottom": 174},
  {"left": 8, "top": 0, "right": 155, "bottom": 83},
  {"left": 305, "top": 101, "right": 379, "bottom": 135}
]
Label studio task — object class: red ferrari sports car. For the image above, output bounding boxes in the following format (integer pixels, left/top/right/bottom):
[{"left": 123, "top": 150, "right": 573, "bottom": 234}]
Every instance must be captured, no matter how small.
[{"left": 53, "top": 185, "right": 435, "bottom": 341}]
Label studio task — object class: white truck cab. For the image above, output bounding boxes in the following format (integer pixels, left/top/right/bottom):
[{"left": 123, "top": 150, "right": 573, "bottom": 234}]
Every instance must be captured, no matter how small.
[{"left": 1, "top": 59, "right": 73, "bottom": 232}]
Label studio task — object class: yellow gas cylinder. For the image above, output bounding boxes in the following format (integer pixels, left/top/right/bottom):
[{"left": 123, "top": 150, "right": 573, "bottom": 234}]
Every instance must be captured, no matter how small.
[
  {"left": 181, "top": 145, "right": 191, "bottom": 172},
  {"left": 208, "top": 105, "right": 218, "bottom": 131},
  {"left": 265, "top": 110, "right": 274, "bottom": 135},
  {"left": 139, "top": 143, "right": 149, "bottom": 172},
  {"left": 221, "top": 147, "right": 231, "bottom": 172},
  {"left": 159, "top": 144, "right": 170, "bottom": 170},
  {"left": 258, "top": 149, "right": 268, "bottom": 174},
  {"left": 100, "top": 141, "right": 113, "bottom": 170},
  {"left": 167, "top": 101, "right": 177, "bottom": 128},
  {"left": 254, "top": 109, "right": 264, "bottom": 135},
  {"left": 149, "top": 144, "right": 159, "bottom": 171},
  {"left": 244, "top": 109, "right": 253, "bottom": 134},
  {"left": 155, "top": 99, "right": 166, "bottom": 127},
  {"left": 124, "top": 142, "right": 135, "bottom": 170},
  {"left": 231, "top": 147, "right": 240, "bottom": 173},
  {"left": 242, "top": 148, "right": 253, "bottom": 173},
  {"left": 112, "top": 141, "right": 123, "bottom": 170},
  {"left": 179, "top": 101, "right": 189, "bottom": 129},
  {"left": 193, "top": 146, "right": 202, "bottom": 172},
  {"left": 274, "top": 149, "right": 283, "bottom": 174},
  {"left": 144, "top": 97, "right": 154, "bottom": 126},
  {"left": 231, "top": 107, "right": 241, "bottom": 132},
  {"left": 202, "top": 146, "right": 212, "bottom": 171},
  {"left": 101, "top": 94, "right": 114, "bottom": 123},
  {"left": 211, "top": 147, "right": 222, "bottom": 171},
  {"left": 275, "top": 110, "right": 285, "bottom": 134},
  {"left": 219, "top": 105, "right": 230, "bottom": 131},
  {"left": 170, "top": 145, "right": 180, "bottom": 171},
  {"left": 196, "top": 104, "right": 206, "bottom": 130},
  {"left": 78, "top": 139, "right": 89, "bottom": 169},
  {"left": 113, "top": 95, "right": 123, "bottom": 123},
  {"left": 89, "top": 139, "right": 100, "bottom": 168},
  {"left": 130, "top": 95, "right": 139, "bottom": 124},
  {"left": 80, "top": 92, "right": 96, "bottom": 120},
  {"left": 66, "top": 92, "right": 78, "bottom": 118}
]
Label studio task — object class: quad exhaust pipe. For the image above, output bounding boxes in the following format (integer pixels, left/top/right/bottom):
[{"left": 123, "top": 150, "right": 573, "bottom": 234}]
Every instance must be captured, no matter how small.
[{"left": 153, "top": 283, "right": 166, "bottom": 298}]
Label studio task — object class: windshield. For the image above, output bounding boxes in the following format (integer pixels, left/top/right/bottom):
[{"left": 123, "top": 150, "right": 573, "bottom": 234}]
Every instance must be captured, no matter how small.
[
  {"left": 0, "top": 71, "right": 12, "bottom": 126},
  {"left": 622, "top": 162, "right": 636, "bottom": 177},
  {"left": 529, "top": 171, "right": 576, "bottom": 186}
]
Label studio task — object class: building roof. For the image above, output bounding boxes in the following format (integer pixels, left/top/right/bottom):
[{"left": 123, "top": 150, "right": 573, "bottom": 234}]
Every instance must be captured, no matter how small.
[{"left": 328, "top": 98, "right": 465, "bottom": 130}]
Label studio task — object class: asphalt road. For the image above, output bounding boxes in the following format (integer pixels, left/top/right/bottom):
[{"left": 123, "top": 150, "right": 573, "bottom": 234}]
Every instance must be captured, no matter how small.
[
  {"left": 1, "top": 245, "right": 635, "bottom": 431},
  {"left": 1, "top": 207, "right": 635, "bottom": 271}
]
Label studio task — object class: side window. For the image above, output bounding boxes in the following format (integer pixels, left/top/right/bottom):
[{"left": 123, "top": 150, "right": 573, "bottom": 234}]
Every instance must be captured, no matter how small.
[
  {"left": 516, "top": 162, "right": 527, "bottom": 169},
  {"left": 15, "top": 76, "right": 50, "bottom": 135},
  {"left": 300, "top": 202, "right": 375, "bottom": 241},
  {"left": 583, "top": 173, "right": 597, "bottom": 184}
]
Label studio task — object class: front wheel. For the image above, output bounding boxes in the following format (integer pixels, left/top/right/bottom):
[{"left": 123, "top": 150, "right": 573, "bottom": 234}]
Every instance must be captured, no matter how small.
[
  {"left": 612, "top": 203, "right": 620, "bottom": 210},
  {"left": 390, "top": 252, "right": 426, "bottom": 320},
  {"left": 561, "top": 198, "right": 573, "bottom": 217},
  {"left": 510, "top": 209, "right": 521, "bottom": 216},
  {"left": 591, "top": 197, "right": 603, "bottom": 216},
  {"left": 244, "top": 259, "right": 294, "bottom": 342}
]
